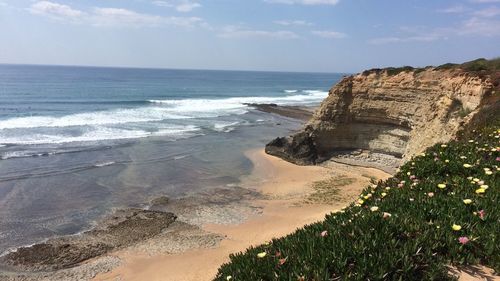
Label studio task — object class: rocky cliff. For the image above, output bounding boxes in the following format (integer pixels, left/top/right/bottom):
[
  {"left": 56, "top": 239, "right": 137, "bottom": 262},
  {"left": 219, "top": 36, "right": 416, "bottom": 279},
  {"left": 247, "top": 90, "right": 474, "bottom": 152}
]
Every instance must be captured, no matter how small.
[{"left": 266, "top": 59, "right": 500, "bottom": 170}]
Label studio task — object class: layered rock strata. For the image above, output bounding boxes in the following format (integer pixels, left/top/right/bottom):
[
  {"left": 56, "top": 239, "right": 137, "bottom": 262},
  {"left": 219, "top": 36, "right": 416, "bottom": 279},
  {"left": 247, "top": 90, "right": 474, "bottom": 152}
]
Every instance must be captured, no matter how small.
[{"left": 266, "top": 66, "right": 498, "bottom": 168}]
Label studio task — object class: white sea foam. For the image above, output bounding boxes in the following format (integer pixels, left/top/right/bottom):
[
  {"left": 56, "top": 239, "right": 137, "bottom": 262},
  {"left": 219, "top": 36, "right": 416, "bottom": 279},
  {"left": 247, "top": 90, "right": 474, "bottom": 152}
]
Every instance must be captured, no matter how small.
[
  {"left": 0, "top": 91, "right": 327, "bottom": 146},
  {"left": 0, "top": 108, "right": 189, "bottom": 130},
  {"left": 149, "top": 90, "right": 327, "bottom": 110},
  {"left": 213, "top": 121, "right": 240, "bottom": 132},
  {"left": 0, "top": 125, "right": 200, "bottom": 145},
  {"left": 94, "top": 161, "right": 116, "bottom": 167},
  {"left": 173, "top": 155, "right": 188, "bottom": 160},
  {"left": 0, "top": 91, "right": 327, "bottom": 131},
  {"left": 284, "top": 90, "right": 298, "bottom": 93}
]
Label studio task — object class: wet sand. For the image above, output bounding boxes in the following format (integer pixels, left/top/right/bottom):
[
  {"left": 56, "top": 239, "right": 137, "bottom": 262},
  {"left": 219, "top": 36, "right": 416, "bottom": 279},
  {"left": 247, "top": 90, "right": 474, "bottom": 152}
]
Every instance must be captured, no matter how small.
[{"left": 93, "top": 149, "right": 391, "bottom": 281}]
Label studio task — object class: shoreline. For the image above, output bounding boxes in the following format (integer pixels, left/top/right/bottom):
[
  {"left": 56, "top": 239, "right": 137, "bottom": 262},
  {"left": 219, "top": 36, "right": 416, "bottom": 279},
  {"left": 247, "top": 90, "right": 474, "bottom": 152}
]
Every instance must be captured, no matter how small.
[
  {"left": 0, "top": 148, "right": 392, "bottom": 281},
  {"left": 0, "top": 104, "right": 396, "bottom": 281},
  {"left": 93, "top": 149, "right": 391, "bottom": 281}
]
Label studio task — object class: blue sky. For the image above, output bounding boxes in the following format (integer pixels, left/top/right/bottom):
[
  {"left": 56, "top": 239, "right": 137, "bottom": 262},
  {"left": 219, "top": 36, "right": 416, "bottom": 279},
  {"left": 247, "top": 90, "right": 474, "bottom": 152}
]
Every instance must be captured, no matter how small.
[{"left": 0, "top": 0, "right": 499, "bottom": 72}]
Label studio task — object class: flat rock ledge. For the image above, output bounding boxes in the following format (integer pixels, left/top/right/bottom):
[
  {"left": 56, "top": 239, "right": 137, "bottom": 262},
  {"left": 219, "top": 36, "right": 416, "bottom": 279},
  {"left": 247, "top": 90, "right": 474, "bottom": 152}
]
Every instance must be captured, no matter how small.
[{"left": 0, "top": 209, "right": 176, "bottom": 272}]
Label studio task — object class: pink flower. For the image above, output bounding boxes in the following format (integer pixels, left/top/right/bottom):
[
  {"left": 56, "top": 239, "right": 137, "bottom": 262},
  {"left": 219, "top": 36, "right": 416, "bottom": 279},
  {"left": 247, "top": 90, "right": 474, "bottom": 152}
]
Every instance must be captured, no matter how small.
[
  {"left": 458, "top": 237, "right": 469, "bottom": 245},
  {"left": 320, "top": 230, "right": 328, "bottom": 237},
  {"left": 496, "top": 157, "right": 500, "bottom": 161},
  {"left": 410, "top": 175, "right": 416, "bottom": 180},
  {"left": 278, "top": 258, "right": 287, "bottom": 265},
  {"left": 428, "top": 192, "right": 434, "bottom": 197},
  {"left": 398, "top": 183, "right": 404, "bottom": 188},
  {"left": 478, "top": 209, "right": 485, "bottom": 219}
]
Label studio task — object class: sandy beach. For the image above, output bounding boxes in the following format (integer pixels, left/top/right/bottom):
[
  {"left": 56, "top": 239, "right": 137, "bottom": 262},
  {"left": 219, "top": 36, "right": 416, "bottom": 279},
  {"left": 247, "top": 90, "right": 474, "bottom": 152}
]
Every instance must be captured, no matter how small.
[{"left": 93, "top": 149, "right": 391, "bottom": 281}]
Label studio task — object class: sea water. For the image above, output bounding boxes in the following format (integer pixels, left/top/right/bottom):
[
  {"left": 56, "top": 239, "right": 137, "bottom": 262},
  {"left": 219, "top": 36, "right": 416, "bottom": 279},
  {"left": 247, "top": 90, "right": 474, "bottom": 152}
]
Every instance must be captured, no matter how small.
[{"left": 0, "top": 64, "right": 343, "bottom": 253}]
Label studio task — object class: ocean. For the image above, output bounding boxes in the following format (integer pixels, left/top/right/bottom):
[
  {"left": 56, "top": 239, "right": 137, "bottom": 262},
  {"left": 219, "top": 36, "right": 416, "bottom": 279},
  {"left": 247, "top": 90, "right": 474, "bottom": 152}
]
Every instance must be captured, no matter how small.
[{"left": 0, "top": 64, "right": 342, "bottom": 254}]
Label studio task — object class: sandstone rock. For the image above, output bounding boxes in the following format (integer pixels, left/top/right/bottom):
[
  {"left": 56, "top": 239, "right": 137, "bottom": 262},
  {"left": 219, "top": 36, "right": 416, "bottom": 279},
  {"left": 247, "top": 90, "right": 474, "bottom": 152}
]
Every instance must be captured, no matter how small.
[{"left": 267, "top": 65, "right": 499, "bottom": 167}]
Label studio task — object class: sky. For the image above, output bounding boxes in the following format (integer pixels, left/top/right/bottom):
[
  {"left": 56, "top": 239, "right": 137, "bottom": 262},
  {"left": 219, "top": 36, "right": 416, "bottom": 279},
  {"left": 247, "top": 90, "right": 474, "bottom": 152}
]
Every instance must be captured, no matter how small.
[{"left": 0, "top": 0, "right": 499, "bottom": 73}]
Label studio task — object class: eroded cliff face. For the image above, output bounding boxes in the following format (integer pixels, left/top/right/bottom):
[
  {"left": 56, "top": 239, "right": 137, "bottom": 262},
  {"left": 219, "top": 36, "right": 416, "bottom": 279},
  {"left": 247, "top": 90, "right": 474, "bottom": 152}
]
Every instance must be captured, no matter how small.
[{"left": 266, "top": 67, "right": 498, "bottom": 169}]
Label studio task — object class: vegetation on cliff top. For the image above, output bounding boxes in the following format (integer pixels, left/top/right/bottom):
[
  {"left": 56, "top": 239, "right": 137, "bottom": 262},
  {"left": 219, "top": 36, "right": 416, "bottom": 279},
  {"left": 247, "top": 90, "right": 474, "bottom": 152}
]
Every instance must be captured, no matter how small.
[
  {"left": 362, "top": 57, "right": 500, "bottom": 79},
  {"left": 215, "top": 120, "right": 499, "bottom": 280}
]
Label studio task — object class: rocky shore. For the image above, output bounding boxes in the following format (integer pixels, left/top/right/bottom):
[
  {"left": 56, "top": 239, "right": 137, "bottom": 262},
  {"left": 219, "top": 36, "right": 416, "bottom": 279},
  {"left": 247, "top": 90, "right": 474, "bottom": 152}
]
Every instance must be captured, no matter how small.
[
  {"left": 245, "top": 103, "right": 315, "bottom": 121},
  {"left": 266, "top": 61, "right": 499, "bottom": 169},
  {"left": 0, "top": 103, "right": 316, "bottom": 281},
  {"left": 0, "top": 183, "right": 268, "bottom": 280},
  {"left": 0, "top": 209, "right": 176, "bottom": 272}
]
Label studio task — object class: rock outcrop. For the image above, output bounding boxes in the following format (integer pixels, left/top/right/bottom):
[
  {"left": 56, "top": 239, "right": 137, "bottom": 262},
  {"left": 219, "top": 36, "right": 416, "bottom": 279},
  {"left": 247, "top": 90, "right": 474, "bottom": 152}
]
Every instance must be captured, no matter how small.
[{"left": 266, "top": 59, "right": 499, "bottom": 168}]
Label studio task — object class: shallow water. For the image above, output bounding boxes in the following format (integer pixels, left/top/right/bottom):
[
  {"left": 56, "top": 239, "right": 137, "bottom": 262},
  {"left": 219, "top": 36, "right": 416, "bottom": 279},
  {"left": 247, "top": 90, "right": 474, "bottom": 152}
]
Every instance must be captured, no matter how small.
[{"left": 0, "top": 65, "right": 342, "bottom": 253}]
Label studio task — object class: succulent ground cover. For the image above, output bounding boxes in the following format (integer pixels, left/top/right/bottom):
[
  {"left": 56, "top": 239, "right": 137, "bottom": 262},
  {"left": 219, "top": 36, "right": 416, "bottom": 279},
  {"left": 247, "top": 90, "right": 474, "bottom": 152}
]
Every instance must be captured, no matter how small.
[{"left": 215, "top": 122, "right": 499, "bottom": 280}]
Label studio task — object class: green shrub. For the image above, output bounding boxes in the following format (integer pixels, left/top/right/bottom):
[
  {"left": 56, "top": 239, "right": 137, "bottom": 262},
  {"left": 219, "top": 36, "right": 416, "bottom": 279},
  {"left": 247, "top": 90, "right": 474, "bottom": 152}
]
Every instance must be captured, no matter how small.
[{"left": 215, "top": 122, "right": 499, "bottom": 281}]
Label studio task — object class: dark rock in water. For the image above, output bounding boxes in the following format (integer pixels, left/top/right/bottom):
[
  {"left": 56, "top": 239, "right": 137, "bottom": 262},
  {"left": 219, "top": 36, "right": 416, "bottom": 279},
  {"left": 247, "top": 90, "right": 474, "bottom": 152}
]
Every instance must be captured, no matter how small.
[
  {"left": 4, "top": 243, "right": 112, "bottom": 272},
  {"left": 150, "top": 196, "right": 170, "bottom": 207},
  {"left": 265, "top": 131, "right": 318, "bottom": 165},
  {"left": 245, "top": 103, "right": 314, "bottom": 121},
  {"left": 0, "top": 209, "right": 176, "bottom": 272}
]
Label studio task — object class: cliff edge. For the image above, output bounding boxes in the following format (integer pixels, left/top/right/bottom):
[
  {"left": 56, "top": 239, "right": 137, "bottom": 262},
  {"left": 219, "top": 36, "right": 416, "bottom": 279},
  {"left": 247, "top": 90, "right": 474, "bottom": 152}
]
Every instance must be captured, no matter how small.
[{"left": 266, "top": 58, "right": 500, "bottom": 170}]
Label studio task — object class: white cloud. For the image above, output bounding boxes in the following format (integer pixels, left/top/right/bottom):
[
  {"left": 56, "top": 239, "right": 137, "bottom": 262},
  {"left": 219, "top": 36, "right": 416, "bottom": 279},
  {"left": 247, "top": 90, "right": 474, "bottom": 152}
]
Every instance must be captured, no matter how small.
[
  {"left": 218, "top": 26, "right": 299, "bottom": 39},
  {"left": 368, "top": 14, "right": 500, "bottom": 45},
  {"left": 29, "top": 1, "right": 84, "bottom": 21},
  {"left": 469, "top": 0, "right": 500, "bottom": 3},
  {"left": 473, "top": 6, "right": 500, "bottom": 17},
  {"left": 312, "top": 30, "right": 346, "bottom": 38},
  {"left": 437, "top": 5, "right": 468, "bottom": 13},
  {"left": 274, "top": 20, "right": 313, "bottom": 26},
  {"left": 264, "top": 0, "right": 339, "bottom": 5},
  {"left": 152, "top": 0, "right": 201, "bottom": 12},
  {"left": 368, "top": 35, "right": 440, "bottom": 45},
  {"left": 91, "top": 8, "right": 161, "bottom": 26},
  {"left": 29, "top": 1, "right": 204, "bottom": 28},
  {"left": 459, "top": 17, "right": 500, "bottom": 36}
]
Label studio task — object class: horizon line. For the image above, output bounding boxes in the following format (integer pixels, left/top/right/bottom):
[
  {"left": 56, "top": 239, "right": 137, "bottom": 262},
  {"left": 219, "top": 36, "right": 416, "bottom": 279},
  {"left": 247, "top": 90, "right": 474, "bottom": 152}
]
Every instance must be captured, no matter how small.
[{"left": 0, "top": 62, "right": 351, "bottom": 75}]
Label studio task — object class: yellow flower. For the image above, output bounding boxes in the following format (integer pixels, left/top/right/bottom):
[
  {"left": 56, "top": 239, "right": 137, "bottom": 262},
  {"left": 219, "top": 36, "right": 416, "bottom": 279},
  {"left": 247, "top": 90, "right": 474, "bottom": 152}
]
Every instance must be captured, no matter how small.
[
  {"left": 370, "top": 206, "right": 379, "bottom": 212},
  {"left": 357, "top": 199, "right": 364, "bottom": 205},
  {"left": 226, "top": 276, "right": 232, "bottom": 281},
  {"left": 420, "top": 153, "right": 426, "bottom": 157},
  {"left": 385, "top": 187, "right": 391, "bottom": 191},
  {"left": 475, "top": 188, "right": 486, "bottom": 194},
  {"left": 437, "top": 183, "right": 446, "bottom": 189},
  {"left": 452, "top": 224, "right": 462, "bottom": 231},
  {"left": 467, "top": 177, "right": 473, "bottom": 180},
  {"left": 485, "top": 170, "right": 493, "bottom": 175},
  {"left": 473, "top": 178, "right": 480, "bottom": 182},
  {"left": 257, "top": 252, "right": 267, "bottom": 258},
  {"left": 463, "top": 164, "right": 472, "bottom": 168},
  {"left": 445, "top": 159, "right": 450, "bottom": 163},
  {"left": 381, "top": 192, "right": 387, "bottom": 198},
  {"left": 463, "top": 199, "right": 473, "bottom": 204},
  {"left": 480, "top": 185, "right": 489, "bottom": 189},
  {"left": 441, "top": 144, "right": 447, "bottom": 148}
]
